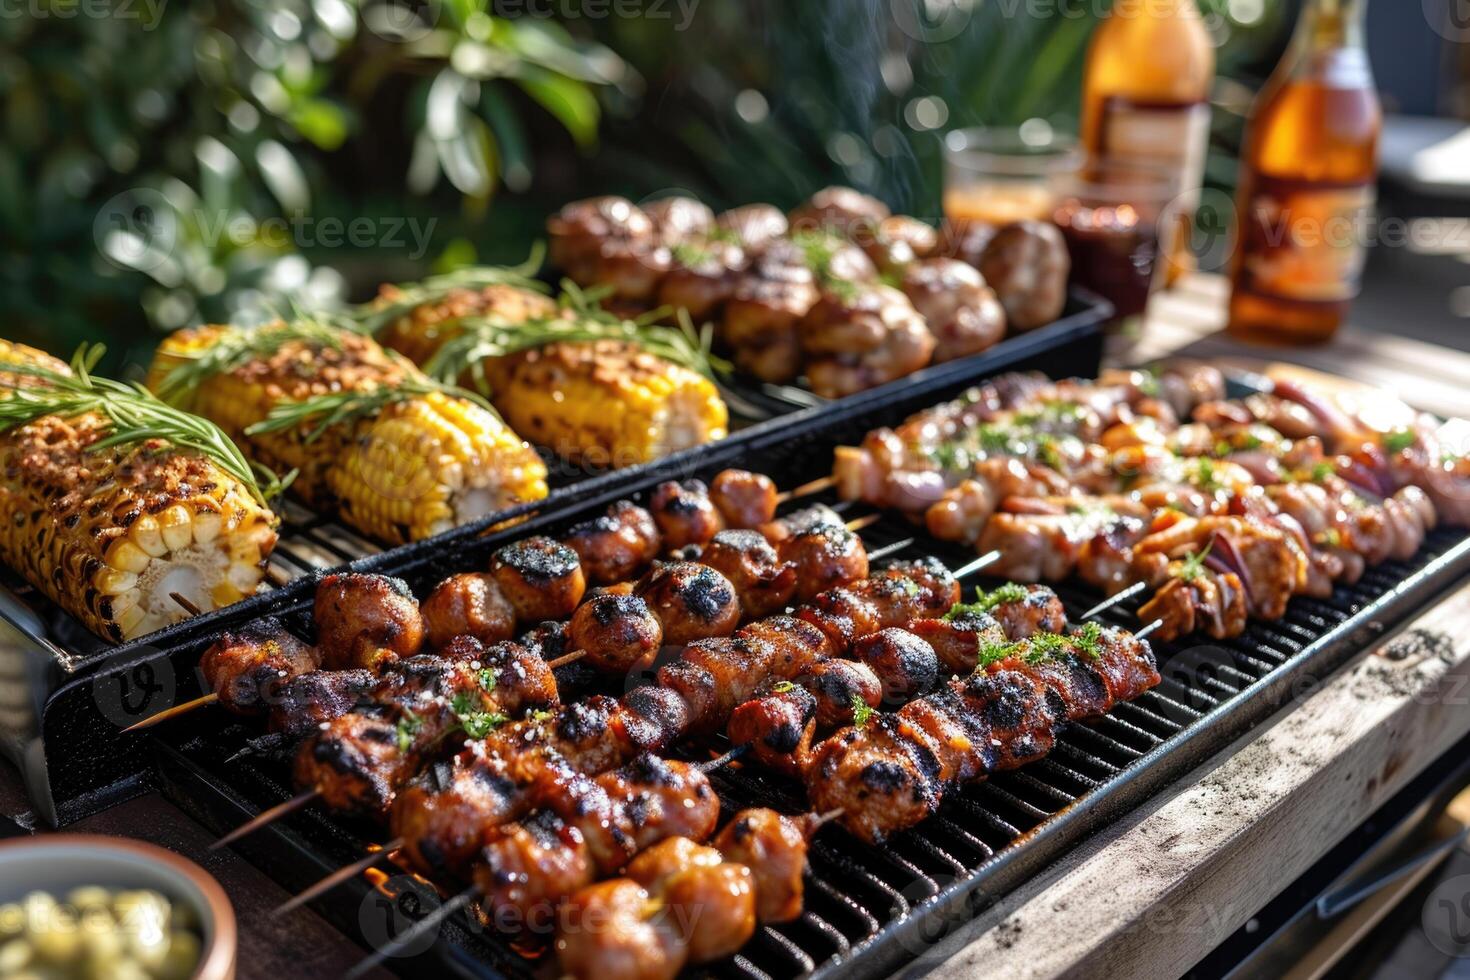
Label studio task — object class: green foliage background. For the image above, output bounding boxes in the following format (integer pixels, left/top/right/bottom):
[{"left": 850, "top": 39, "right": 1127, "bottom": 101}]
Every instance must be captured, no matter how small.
[{"left": 0, "top": 0, "right": 1289, "bottom": 370}]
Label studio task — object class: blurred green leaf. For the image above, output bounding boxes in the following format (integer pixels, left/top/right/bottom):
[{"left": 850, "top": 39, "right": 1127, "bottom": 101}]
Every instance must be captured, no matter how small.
[{"left": 516, "top": 68, "right": 599, "bottom": 149}]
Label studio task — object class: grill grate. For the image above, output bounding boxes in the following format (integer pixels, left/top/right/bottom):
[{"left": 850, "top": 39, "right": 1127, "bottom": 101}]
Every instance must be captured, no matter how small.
[{"left": 150, "top": 483, "right": 1470, "bottom": 980}]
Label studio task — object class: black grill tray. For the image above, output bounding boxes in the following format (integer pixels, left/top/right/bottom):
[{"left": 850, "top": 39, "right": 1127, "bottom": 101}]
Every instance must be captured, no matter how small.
[
  {"left": 145, "top": 373, "right": 1470, "bottom": 979},
  {"left": 5, "top": 291, "right": 1109, "bottom": 823}
]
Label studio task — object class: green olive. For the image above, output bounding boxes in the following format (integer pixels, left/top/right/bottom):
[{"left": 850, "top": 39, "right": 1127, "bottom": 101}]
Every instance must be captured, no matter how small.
[
  {"left": 154, "top": 931, "right": 201, "bottom": 980},
  {"left": 0, "top": 903, "right": 23, "bottom": 940},
  {"left": 0, "top": 938, "right": 35, "bottom": 973}
]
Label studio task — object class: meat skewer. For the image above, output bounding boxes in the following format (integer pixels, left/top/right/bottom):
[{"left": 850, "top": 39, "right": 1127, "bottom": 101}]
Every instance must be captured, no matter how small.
[
  {"left": 341, "top": 749, "right": 744, "bottom": 979},
  {"left": 207, "top": 531, "right": 960, "bottom": 850},
  {"left": 123, "top": 470, "right": 858, "bottom": 732},
  {"left": 732, "top": 617, "right": 1161, "bottom": 843},
  {"left": 834, "top": 364, "right": 1460, "bottom": 641},
  {"left": 556, "top": 808, "right": 836, "bottom": 980},
  {"left": 268, "top": 552, "right": 991, "bottom": 906}
]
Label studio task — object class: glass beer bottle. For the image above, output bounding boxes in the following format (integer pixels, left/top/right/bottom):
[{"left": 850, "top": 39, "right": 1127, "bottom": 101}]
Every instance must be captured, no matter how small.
[
  {"left": 1227, "top": 0, "right": 1380, "bottom": 344},
  {"left": 1080, "top": 0, "right": 1215, "bottom": 286}
]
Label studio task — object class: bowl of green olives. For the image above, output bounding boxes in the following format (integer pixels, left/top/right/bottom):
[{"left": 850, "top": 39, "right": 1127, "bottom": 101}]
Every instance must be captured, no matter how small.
[{"left": 0, "top": 835, "right": 236, "bottom": 980}]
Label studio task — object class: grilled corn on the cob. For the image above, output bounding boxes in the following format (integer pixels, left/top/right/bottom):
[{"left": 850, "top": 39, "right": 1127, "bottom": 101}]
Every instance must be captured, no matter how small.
[
  {"left": 377, "top": 284, "right": 730, "bottom": 469},
  {"left": 148, "top": 325, "right": 549, "bottom": 545},
  {"left": 0, "top": 341, "right": 279, "bottom": 641}
]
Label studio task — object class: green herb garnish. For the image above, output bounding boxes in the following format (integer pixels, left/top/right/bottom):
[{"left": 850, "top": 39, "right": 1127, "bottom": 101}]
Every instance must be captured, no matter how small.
[
  {"left": 153, "top": 318, "right": 346, "bottom": 407},
  {"left": 1022, "top": 632, "right": 1072, "bottom": 664},
  {"left": 944, "top": 583, "right": 1031, "bottom": 622},
  {"left": 0, "top": 344, "right": 285, "bottom": 506},
  {"left": 850, "top": 695, "right": 875, "bottom": 730},
  {"left": 1071, "top": 622, "right": 1104, "bottom": 660},
  {"left": 1175, "top": 539, "right": 1214, "bottom": 583},
  {"left": 422, "top": 294, "right": 728, "bottom": 391},
  {"left": 395, "top": 709, "right": 423, "bottom": 752},
  {"left": 1190, "top": 457, "right": 1221, "bottom": 492},
  {"left": 340, "top": 245, "right": 548, "bottom": 337},
  {"left": 450, "top": 691, "right": 507, "bottom": 740},
  {"left": 243, "top": 370, "right": 495, "bottom": 444},
  {"left": 1383, "top": 428, "right": 1416, "bottom": 454},
  {"left": 772, "top": 680, "right": 797, "bottom": 694},
  {"left": 478, "top": 668, "right": 498, "bottom": 692},
  {"left": 975, "top": 638, "right": 1021, "bottom": 669}
]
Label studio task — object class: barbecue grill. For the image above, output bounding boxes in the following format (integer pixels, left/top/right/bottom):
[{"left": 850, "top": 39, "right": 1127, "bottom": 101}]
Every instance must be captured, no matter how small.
[
  {"left": 0, "top": 298, "right": 1108, "bottom": 826},
  {"left": 132, "top": 366, "right": 1470, "bottom": 978}
]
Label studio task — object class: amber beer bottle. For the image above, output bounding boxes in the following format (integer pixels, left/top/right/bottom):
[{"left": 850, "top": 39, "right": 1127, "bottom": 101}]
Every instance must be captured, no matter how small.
[
  {"left": 1227, "top": 0, "right": 1380, "bottom": 344},
  {"left": 1080, "top": 0, "right": 1215, "bottom": 286}
]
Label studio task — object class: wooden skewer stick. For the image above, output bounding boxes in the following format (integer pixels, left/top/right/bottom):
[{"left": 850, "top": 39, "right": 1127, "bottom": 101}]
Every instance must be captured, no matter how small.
[
  {"left": 346, "top": 887, "right": 478, "bottom": 979},
  {"left": 1079, "top": 581, "right": 1149, "bottom": 621},
  {"left": 1134, "top": 618, "right": 1166, "bottom": 641},
  {"left": 122, "top": 692, "right": 220, "bottom": 733},
  {"left": 546, "top": 649, "right": 586, "bottom": 670},
  {"left": 170, "top": 592, "right": 204, "bottom": 616},
  {"left": 210, "top": 788, "right": 321, "bottom": 851},
  {"left": 843, "top": 512, "right": 882, "bottom": 533},
  {"left": 950, "top": 550, "right": 1002, "bottom": 580},
  {"left": 775, "top": 474, "right": 837, "bottom": 504},
  {"left": 272, "top": 837, "right": 407, "bottom": 917}
]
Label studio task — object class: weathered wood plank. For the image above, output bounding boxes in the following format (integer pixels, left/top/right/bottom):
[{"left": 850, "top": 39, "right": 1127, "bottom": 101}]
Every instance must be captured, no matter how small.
[{"left": 907, "top": 584, "right": 1470, "bottom": 980}]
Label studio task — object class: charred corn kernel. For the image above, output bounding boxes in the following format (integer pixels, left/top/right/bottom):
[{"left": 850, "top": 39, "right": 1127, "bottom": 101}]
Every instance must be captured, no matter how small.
[
  {"left": 160, "top": 505, "right": 193, "bottom": 551},
  {"left": 131, "top": 516, "right": 167, "bottom": 558},
  {"left": 147, "top": 324, "right": 548, "bottom": 546},
  {"left": 106, "top": 538, "right": 152, "bottom": 575},
  {"left": 378, "top": 286, "right": 729, "bottom": 468},
  {"left": 94, "top": 569, "right": 139, "bottom": 596},
  {"left": 0, "top": 340, "right": 279, "bottom": 642}
]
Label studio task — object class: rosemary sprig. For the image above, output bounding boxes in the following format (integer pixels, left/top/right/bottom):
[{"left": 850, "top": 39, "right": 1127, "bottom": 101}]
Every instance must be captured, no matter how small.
[
  {"left": 153, "top": 318, "right": 347, "bottom": 407},
  {"left": 341, "top": 244, "right": 550, "bottom": 337},
  {"left": 0, "top": 344, "right": 284, "bottom": 506},
  {"left": 423, "top": 284, "right": 729, "bottom": 392},
  {"left": 244, "top": 370, "right": 497, "bottom": 444}
]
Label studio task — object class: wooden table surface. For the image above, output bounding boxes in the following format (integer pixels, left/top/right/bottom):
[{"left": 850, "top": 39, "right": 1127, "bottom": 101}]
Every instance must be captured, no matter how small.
[{"left": 2, "top": 273, "right": 1468, "bottom": 980}]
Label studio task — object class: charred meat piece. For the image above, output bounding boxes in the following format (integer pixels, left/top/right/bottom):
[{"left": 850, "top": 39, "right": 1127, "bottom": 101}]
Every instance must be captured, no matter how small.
[
  {"left": 648, "top": 479, "right": 725, "bottom": 550},
  {"left": 565, "top": 500, "right": 663, "bottom": 584},
  {"left": 779, "top": 523, "right": 869, "bottom": 601},
  {"left": 313, "top": 573, "right": 425, "bottom": 671},
  {"left": 420, "top": 573, "right": 515, "bottom": 649},
  {"left": 491, "top": 536, "right": 587, "bottom": 623},
  {"left": 788, "top": 186, "right": 891, "bottom": 238},
  {"left": 199, "top": 619, "right": 321, "bottom": 715},
  {"left": 901, "top": 258, "right": 1006, "bottom": 362},
  {"left": 708, "top": 469, "right": 780, "bottom": 529},
  {"left": 800, "top": 284, "right": 935, "bottom": 399},
  {"left": 568, "top": 593, "right": 663, "bottom": 675},
  {"left": 635, "top": 561, "right": 741, "bottom": 645},
  {"left": 977, "top": 220, "right": 1070, "bottom": 331},
  {"left": 699, "top": 529, "right": 798, "bottom": 619}
]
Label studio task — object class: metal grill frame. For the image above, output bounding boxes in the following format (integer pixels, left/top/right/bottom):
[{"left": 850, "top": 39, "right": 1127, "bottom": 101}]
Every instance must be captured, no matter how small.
[{"left": 141, "top": 370, "right": 1470, "bottom": 979}]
